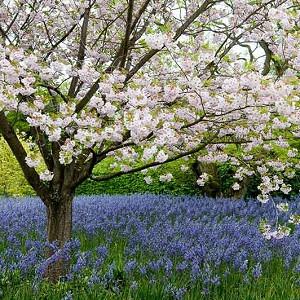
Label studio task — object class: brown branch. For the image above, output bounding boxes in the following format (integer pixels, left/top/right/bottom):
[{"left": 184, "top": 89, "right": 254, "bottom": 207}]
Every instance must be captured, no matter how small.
[
  {"left": 30, "top": 127, "right": 54, "bottom": 171},
  {"left": 0, "top": 111, "right": 49, "bottom": 202},
  {"left": 181, "top": 104, "right": 271, "bottom": 129},
  {"left": 68, "top": 6, "right": 91, "bottom": 98},
  {"left": 125, "top": 0, "right": 216, "bottom": 83},
  {"left": 44, "top": 24, "right": 78, "bottom": 60},
  {"left": 75, "top": 79, "right": 100, "bottom": 113},
  {"left": 51, "top": 142, "right": 64, "bottom": 191},
  {"left": 130, "top": 0, "right": 151, "bottom": 31},
  {"left": 120, "top": 0, "right": 134, "bottom": 68},
  {"left": 259, "top": 40, "right": 272, "bottom": 76},
  {"left": 95, "top": 131, "right": 153, "bottom": 161},
  {"left": 125, "top": 49, "right": 159, "bottom": 83},
  {"left": 19, "top": 0, "right": 38, "bottom": 31},
  {"left": 43, "top": 21, "right": 54, "bottom": 46},
  {"left": 213, "top": 0, "right": 276, "bottom": 63},
  {"left": 90, "top": 134, "right": 218, "bottom": 182},
  {"left": 181, "top": 114, "right": 207, "bottom": 129},
  {"left": 38, "top": 83, "right": 68, "bottom": 103},
  {"left": 43, "top": 8, "right": 87, "bottom": 61},
  {"left": 173, "top": 0, "right": 215, "bottom": 41},
  {"left": 5, "top": 4, "right": 24, "bottom": 34},
  {"left": 0, "top": 25, "right": 11, "bottom": 44},
  {"left": 91, "top": 7, "right": 128, "bottom": 48},
  {"left": 107, "top": 3, "right": 153, "bottom": 72}
]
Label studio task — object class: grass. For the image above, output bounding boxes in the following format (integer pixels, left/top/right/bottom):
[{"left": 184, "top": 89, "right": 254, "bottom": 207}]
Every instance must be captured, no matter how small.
[{"left": 1, "top": 255, "right": 299, "bottom": 299}]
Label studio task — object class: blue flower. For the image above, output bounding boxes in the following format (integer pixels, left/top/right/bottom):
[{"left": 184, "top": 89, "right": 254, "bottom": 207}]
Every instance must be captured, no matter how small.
[{"left": 252, "top": 262, "right": 262, "bottom": 279}]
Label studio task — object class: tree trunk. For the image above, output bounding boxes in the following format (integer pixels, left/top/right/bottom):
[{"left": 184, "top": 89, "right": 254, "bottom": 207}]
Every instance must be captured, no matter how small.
[{"left": 45, "top": 194, "right": 73, "bottom": 282}]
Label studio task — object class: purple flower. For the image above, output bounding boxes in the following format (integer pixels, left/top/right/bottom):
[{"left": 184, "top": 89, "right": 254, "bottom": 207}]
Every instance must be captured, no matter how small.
[
  {"left": 124, "top": 259, "right": 137, "bottom": 274},
  {"left": 1, "top": 194, "right": 300, "bottom": 294},
  {"left": 252, "top": 262, "right": 262, "bottom": 279},
  {"left": 176, "top": 261, "right": 188, "bottom": 272},
  {"left": 88, "top": 272, "right": 100, "bottom": 287},
  {"left": 294, "top": 263, "right": 300, "bottom": 273},
  {"left": 96, "top": 245, "right": 108, "bottom": 258}
]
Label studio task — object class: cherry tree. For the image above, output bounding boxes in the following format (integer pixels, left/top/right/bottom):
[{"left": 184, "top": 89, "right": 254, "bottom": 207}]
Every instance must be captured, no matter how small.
[{"left": 0, "top": 0, "right": 299, "bottom": 280}]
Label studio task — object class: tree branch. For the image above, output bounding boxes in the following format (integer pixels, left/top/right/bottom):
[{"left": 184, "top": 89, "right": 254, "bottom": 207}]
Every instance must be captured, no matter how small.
[
  {"left": 0, "top": 111, "right": 49, "bottom": 202},
  {"left": 106, "top": 1, "right": 153, "bottom": 72},
  {"left": 259, "top": 40, "right": 272, "bottom": 76},
  {"left": 38, "top": 83, "right": 68, "bottom": 103},
  {"left": 125, "top": 0, "right": 216, "bottom": 83},
  {"left": 120, "top": 0, "right": 134, "bottom": 68},
  {"left": 77, "top": 0, "right": 216, "bottom": 112},
  {"left": 30, "top": 127, "right": 54, "bottom": 171},
  {"left": 68, "top": 6, "right": 91, "bottom": 98},
  {"left": 173, "top": 0, "right": 215, "bottom": 41},
  {"left": 130, "top": 0, "right": 151, "bottom": 31},
  {"left": 90, "top": 135, "right": 217, "bottom": 182},
  {"left": 75, "top": 79, "right": 100, "bottom": 113},
  {"left": 43, "top": 9, "right": 87, "bottom": 61}
]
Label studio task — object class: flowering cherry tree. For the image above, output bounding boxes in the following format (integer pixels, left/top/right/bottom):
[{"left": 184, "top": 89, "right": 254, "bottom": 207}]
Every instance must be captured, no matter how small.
[{"left": 0, "top": 0, "right": 300, "bottom": 280}]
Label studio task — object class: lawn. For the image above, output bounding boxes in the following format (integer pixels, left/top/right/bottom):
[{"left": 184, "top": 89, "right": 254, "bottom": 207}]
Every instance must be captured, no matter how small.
[{"left": 0, "top": 195, "right": 300, "bottom": 299}]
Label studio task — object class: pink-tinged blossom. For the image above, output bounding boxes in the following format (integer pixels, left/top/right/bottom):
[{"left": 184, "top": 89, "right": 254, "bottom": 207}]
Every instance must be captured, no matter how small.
[
  {"left": 232, "top": 183, "right": 241, "bottom": 191},
  {"left": 144, "top": 33, "right": 172, "bottom": 50},
  {"left": 159, "top": 173, "right": 173, "bottom": 182},
  {"left": 144, "top": 176, "right": 153, "bottom": 184},
  {"left": 156, "top": 150, "right": 168, "bottom": 163},
  {"left": 39, "top": 170, "right": 54, "bottom": 182},
  {"left": 25, "top": 157, "right": 40, "bottom": 168},
  {"left": 196, "top": 173, "right": 209, "bottom": 187}
]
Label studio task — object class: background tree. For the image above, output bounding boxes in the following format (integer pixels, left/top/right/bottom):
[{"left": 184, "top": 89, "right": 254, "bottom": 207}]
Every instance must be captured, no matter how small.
[{"left": 0, "top": 0, "right": 299, "bottom": 281}]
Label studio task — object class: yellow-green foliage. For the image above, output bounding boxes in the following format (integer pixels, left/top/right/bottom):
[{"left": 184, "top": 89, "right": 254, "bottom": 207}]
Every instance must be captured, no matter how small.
[{"left": 0, "top": 137, "right": 34, "bottom": 196}]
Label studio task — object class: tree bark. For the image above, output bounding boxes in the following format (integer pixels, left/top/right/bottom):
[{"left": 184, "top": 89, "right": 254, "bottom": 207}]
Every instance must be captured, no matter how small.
[{"left": 45, "top": 193, "right": 73, "bottom": 282}]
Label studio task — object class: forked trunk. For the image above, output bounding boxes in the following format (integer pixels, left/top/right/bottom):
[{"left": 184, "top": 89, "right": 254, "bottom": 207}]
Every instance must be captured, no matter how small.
[{"left": 45, "top": 194, "right": 73, "bottom": 282}]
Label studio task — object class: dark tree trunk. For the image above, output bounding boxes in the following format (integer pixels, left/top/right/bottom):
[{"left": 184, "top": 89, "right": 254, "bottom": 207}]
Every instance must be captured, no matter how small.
[{"left": 45, "top": 193, "right": 73, "bottom": 282}]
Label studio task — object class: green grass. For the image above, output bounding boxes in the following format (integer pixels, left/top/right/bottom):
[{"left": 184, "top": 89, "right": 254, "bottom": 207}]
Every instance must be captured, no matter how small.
[
  {"left": 1, "top": 261, "right": 299, "bottom": 300},
  {"left": 1, "top": 231, "right": 299, "bottom": 300}
]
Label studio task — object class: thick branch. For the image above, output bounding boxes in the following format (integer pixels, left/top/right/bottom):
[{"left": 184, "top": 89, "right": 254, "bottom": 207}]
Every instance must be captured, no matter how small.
[
  {"left": 173, "top": 0, "right": 215, "bottom": 41},
  {"left": 75, "top": 79, "right": 100, "bottom": 113},
  {"left": 259, "top": 40, "right": 272, "bottom": 76},
  {"left": 68, "top": 6, "right": 91, "bottom": 98},
  {"left": 130, "top": 0, "right": 151, "bottom": 31},
  {"left": 120, "top": 0, "right": 134, "bottom": 68},
  {"left": 30, "top": 127, "right": 54, "bottom": 171},
  {"left": 107, "top": 2, "right": 153, "bottom": 71},
  {"left": 125, "top": 49, "right": 159, "bottom": 82},
  {"left": 0, "top": 111, "right": 48, "bottom": 202}
]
